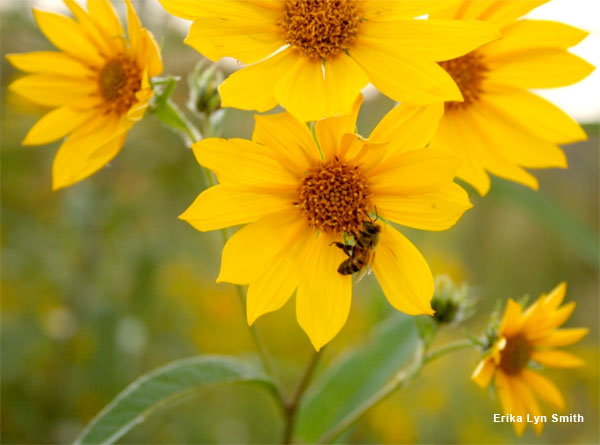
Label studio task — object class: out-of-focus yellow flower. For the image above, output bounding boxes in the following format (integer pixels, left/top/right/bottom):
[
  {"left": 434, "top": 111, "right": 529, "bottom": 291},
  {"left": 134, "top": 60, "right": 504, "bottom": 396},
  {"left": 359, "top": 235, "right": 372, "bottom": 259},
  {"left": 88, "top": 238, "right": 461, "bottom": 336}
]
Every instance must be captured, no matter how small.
[
  {"left": 415, "top": 0, "right": 594, "bottom": 195},
  {"left": 158, "top": 0, "right": 499, "bottom": 122},
  {"left": 179, "top": 97, "right": 472, "bottom": 350},
  {"left": 6, "top": 0, "right": 163, "bottom": 190},
  {"left": 472, "top": 282, "right": 588, "bottom": 435}
]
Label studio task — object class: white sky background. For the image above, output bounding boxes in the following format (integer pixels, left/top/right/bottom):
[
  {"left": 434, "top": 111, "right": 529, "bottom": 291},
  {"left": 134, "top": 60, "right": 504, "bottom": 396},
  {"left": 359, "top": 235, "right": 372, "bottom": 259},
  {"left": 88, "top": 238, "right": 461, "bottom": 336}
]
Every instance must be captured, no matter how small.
[{"left": 2, "top": 0, "right": 599, "bottom": 123}]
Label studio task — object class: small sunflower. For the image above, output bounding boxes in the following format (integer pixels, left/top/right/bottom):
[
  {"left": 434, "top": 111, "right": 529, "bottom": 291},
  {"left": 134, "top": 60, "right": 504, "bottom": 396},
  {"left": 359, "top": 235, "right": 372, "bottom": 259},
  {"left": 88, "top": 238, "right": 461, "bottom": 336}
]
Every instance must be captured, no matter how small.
[
  {"left": 180, "top": 98, "right": 472, "bottom": 350},
  {"left": 158, "top": 0, "right": 499, "bottom": 122},
  {"left": 418, "top": 0, "right": 595, "bottom": 195},
  {"left": 6, "top": 0, "right": 163, "bottom": 190},
  {"left": 472, "top": 282, "right": 588, "bottom": 435}
]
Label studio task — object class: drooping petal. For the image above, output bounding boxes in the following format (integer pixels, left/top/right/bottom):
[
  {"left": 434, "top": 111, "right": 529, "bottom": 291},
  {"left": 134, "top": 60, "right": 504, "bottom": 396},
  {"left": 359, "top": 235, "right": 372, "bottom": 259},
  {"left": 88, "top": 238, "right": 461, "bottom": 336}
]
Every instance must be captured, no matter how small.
[
  {"left": 369, "top": 102, "right": 444, "bottom": 156},
  {"left": 52, "top": 115, "right": 130, "bottom": 190},
  {"left": 22, "top": 106, "right": 97, "bottom": 146},
  {"left": 246, "top": 226, "right": 314, "bottom": 325},
  {"left": 373, "top": 183, "right": 472, "bottom": 231},
  {"left": 506, "top": 377, "right": 528, "bottom": 436},
  {"left": 494, "top": 370, "right": 514, "bottom": 414},
  {"left": 486, "top": 49, "right": 594, "bottom": 90},
  {"left": 531, "top": 349, "right": 585, "bottom": 368},
  {"left": 314, "top": 94, "right": 364, "bottom": 159},
  {"left": 253, "top": 112, "right": 320, "bottom": 172},
  {"left": 357, "top": 19, "right": 499, "bottom": 62},
  {"left": 33, "top": 9, "right": 103, "bottom": 67},
  {"left": 430, "top": 110, "right": 491, "bottom": 196},
  {"left": 471, "top": 358, "right": 496, "bottom": 388},
  {"left": 453, "top": 106, "right": 540, "bottom": 192},
  {"left": 368, "top": 148, "right": 462, "bottom": 195},
  {"left": 296, "top": 234, "right": 352, "bottom": 351},
  {"left": 191, "top": 137, "right": 300, "bottom": 192},
  {"left": 9, "top": 74, "right": 98, "bottom": 107},
  {"left": 349, "top": 41, "right": 462, "bottom": 104},
  {"left": 480, "top": 90, "right": 587, "bottom": 145},
  {"left": 219, "top": 49, "right": 298, "bottom": 113},
  {"left": 469, "top": 96, "right": 569, "bottom": 168},
  {"left": 5, "top": 52, "right": 94, "bottom": 78},
  {"left": 179, "top": 184, "right": 293, "bottom": 232},
  {"left": 499, "top": 299, "right": 522, "bottom": 337},
  {"left": 218, "top": 209, "right": 307, "bottom": 285},
  {"left": 520, "top": 369, "right": 565, "bottom": 410},
  {"left": 185, "top": 17, "right": 282, "bottom": 65},
  {"left": 372, "top": 224, "right": 434, "bottom": 315},
  {"left": 511, "top": 377, "right": 544, "bottom": 434}
]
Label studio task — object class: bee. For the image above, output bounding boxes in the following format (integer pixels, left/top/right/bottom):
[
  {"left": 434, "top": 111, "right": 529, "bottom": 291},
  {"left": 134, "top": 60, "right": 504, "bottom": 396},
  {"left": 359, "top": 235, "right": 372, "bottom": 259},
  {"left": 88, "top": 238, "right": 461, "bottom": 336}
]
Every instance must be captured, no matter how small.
[{"left": 332, "top": 218, "right": 381, "bottom": 282}]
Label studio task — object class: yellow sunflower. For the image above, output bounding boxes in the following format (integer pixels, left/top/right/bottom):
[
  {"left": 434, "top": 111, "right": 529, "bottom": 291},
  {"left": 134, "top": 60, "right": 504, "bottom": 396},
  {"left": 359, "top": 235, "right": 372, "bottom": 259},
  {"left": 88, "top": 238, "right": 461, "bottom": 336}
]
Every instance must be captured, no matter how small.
[
  {"left": 472, "top": 282, "right": 588, "bottom": 435},
  {"left": 418, "top": 0, "right": 595, "bottom": 195},
  {"left": 6, "top": 0, "right": 163, "bottom": 190},
  {"left": 179, "top": 97, "right": 472, "bottom": 350},
  {"left": 158, "top": 0, "right": 500, "bottom": 122}
]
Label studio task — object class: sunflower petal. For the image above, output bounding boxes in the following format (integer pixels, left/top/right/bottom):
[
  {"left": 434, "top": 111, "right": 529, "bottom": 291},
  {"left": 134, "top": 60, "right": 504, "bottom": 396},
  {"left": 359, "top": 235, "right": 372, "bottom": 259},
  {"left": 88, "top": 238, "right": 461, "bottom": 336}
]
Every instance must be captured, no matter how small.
[
  {"left": 358, "top": 19, "right": 499, "bottom": 61},
  {"left": 531, "top": 349, "right": 585, "bottom": 368},
  {"left": 499, "top": 299, "right": 522, "bottom": 337},
  {"left": 349, "top": 42, "right": 462, "bottom": 104},
  {"left": 520, "top": 369, "right": 565, "bottom": 410},
  {"left": 5, "top": 51, "right": 94, "bottom": 78},
  {"left": 368, "top": 148, "right": 461, "bottom": 195},
  {"left": 373, "top": 183, "right": 472, "bottom": 231},
  {"left": 372, "top": 224, "right": 434, "bottom": 315},
  {"left": 247, "top": 226, "right": 313, "bottom": 324},
  {"left": 486, "top": 49, "right": 594, "bottom": 90},
  {"left": 253, "top": 112, "right": 320, "bottom": 172},
  {"left": 23, "top": 106, "right": 96, "bottom": 145},
  {"left": 33, "top": 9, "right": 103, "bottom": 66},
  {"left": 191, "top": 138, "right": 299, "bottom": 191},
  {"left": 219, "top": 49, "right": 297, "bottom": 113},
  {"left": 369, "top": 102, "right": 444, "bottom": 156},
  {"left": 533, "top": 328, "right": 589, "bottom": 347},
  {"left": 471, "top": 358, "right": 496, "bottom": 387},
  {"left": 179, "top": 184, "right": 293, "bottom": 232},
  {"left": 296, "top": 234, "right": 352, "bottom": 351},
  {"left": 218, "top": 209, "right": 306, "bottom": 284},
  {"left": 52, "top": 116, "right": 130, "bottom": 190},
  {"left": 185, "top": 18, "right": 281, "bottom": 65},
  {"left": 9, "top": 74, "right": 98, "bottom": 107}
]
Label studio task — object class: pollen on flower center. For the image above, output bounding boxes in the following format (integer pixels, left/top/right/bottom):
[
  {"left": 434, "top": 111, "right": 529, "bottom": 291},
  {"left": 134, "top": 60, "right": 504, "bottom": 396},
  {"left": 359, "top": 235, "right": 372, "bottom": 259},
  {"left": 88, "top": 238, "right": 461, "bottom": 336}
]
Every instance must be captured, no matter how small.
[
  {"left": 439, "top": 52, "right": 488, "bottom": 111},
  {"left": 499, "top": 334, "right": 532, "bottom": 375},
  {"left": 98, "top": 56, "right": 142, "bottom": 115},
  {"left": 279, "top": 0, "right": 361, "bottom": 60},
  {"left": 297, "top": 157, "right": 371, "bottom": 234}
]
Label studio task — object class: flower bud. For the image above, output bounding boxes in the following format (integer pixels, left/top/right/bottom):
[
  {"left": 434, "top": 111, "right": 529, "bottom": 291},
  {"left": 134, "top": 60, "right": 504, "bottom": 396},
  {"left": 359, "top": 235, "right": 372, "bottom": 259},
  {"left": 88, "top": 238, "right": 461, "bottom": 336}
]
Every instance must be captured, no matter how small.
[
  {"left": 188, "top": 61, "right": 223, "bottom": 116},
  {"left": 431, "top": 275, "right": 475, "bottom": 325}
]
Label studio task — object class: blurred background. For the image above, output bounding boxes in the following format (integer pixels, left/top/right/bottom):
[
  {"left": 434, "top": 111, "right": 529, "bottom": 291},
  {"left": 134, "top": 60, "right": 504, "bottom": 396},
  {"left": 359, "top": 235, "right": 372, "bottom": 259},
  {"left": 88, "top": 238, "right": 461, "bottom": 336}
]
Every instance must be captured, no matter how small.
[{"left": 1, "top": 1, "right": 598, "bottom": 444}]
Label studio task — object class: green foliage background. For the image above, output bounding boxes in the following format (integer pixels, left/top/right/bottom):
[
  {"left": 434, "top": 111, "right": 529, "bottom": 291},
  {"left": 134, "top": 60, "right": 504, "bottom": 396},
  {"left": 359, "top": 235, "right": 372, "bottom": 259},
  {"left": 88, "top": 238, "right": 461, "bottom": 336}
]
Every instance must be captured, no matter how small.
[{"left": 1, "top": 2, "right": 598, "bottom": 444}]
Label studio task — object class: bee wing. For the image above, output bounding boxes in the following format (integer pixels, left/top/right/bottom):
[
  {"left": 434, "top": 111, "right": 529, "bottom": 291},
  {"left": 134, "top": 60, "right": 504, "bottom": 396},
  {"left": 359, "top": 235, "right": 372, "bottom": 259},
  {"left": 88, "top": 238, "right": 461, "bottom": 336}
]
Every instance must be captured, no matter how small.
[{"left": 354, "top": 250, "right": 374, "bottom": 283}]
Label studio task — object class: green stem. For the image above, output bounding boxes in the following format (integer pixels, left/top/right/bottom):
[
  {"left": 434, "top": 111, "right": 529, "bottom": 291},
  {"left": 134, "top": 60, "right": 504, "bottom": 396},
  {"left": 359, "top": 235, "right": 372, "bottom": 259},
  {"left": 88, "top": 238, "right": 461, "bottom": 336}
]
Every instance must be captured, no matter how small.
[
  {"left": 283, "top": 349, "right": 323, "bottom": 444},
  {"left": 316, "top": 338, "right": 476, "bottom": 444}
]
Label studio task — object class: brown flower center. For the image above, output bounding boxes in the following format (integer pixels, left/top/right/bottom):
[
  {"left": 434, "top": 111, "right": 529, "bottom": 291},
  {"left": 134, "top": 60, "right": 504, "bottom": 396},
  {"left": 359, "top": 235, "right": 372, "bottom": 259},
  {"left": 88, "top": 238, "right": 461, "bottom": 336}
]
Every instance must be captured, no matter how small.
[
  {"left": 297, "top": 157, "right": 371, "bottom": 234},
  {"left": 279, "top": 0, "right": 361, "bottom": 60},
  {"left": 499, "top": 334, "right": 532, "bottom": 375},
  {"left": 439, "top": 52, "right": 488, "bottom": 111},
  {"left": 98, "top": 56, "right": 142, "bottom": 115}
]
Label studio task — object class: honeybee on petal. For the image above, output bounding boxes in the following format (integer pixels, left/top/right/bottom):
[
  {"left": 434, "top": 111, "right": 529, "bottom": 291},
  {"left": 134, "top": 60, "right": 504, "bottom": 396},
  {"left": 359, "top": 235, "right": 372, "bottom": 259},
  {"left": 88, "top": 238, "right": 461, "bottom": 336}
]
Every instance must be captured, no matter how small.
[{"left": 332, "top": 218, "right": 381, "bottom": 282}]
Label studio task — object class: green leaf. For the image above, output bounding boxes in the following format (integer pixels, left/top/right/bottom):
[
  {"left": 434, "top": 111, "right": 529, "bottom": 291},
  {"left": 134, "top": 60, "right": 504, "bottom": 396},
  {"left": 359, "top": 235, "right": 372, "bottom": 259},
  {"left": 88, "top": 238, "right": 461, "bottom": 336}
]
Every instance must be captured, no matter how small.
[
  {"left": 74, "top": 355, "right": 279, "bottom": 445},
  {"left": 295, "top": 314, "right": 418, "bottom": 443},
  {"left": 150, "top": 76, "right": 200, "bottom": 143}
]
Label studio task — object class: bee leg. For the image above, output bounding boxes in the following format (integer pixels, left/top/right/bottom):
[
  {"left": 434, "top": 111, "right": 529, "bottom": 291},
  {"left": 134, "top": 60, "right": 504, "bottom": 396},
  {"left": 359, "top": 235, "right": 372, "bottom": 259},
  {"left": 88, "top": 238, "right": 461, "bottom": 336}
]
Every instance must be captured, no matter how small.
[{"left": 330, "top": 242, "right": 354, "bottom": 257}]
